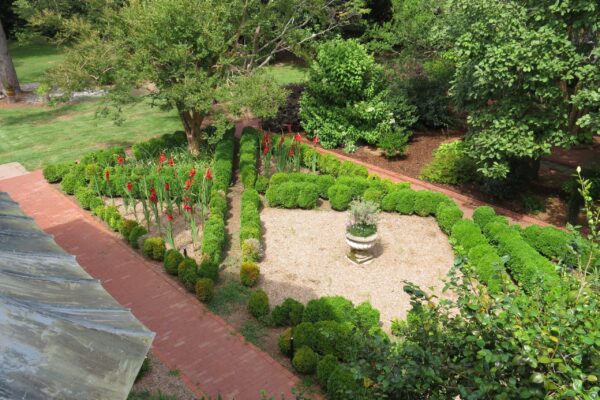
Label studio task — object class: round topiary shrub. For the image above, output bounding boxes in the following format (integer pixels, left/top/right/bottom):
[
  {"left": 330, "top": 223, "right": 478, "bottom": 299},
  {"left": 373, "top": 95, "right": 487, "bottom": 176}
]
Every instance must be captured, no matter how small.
[
  {"left": 241, "top": 238, "right": 263, "bottom": 262},
  {"left": 327, "top": 365, "right": 365, "bottom": 400},
  {"left": 362, "top": 187, "right": 384, "bottom": 206},
  {"left": 143, "top": 237, "right": 166, "bottom": 261},
  {"left": 198, "top": 259, "right": 219, "bottom": 282},
  {"left": 328, "top": 184, "right": 353, "bottom": 211},
  {"left": 195, "top": 278, "right": 215, "bottom": 302},
  {"left": 278, "top": 327, "right": 292, "bottom": 356},
  {"left": 128, "top": 225, "right": 148, "bottom": 249},
  {"left": 74, "top": 186, "right": 97, "bottom": 210},
  {"left": 61, "top": 171, "right": 86, "bottom": 195},
  {"left": 88, "top": 196, "right": 104, "bottom": 210},
  {"left": 436, "top": 203, "right": 464, "bottom": 234},
  {"left": 271, "top": 298, "right": 305, "bottom": 326},
  {"left": 292, "top": 322, "right": 316, "bottom": 350},
  {"left": 43, "top": 162, "right": 72, "bottom": 183},
  {"left": 163, "top": 249, "right": 183, "bottom": 275},
  {"left": 473, "top": 206, "right": 497, "bottom": 229},
  {"left": 303, "top": 296, "right": 354, "bottom": 324},
  {"left": 395, "top": 189, "right": 417, "bottom": 214},
  {"left": 297, "top": 183, "right": 319, "bottom": 209},
  {"left": 292, "top": 346, "right": 318, "bottom": 374},
  {"left": 255, "top": 175, "right": 269, "bottom": 194},
  {"left": 352, "top": 301, "right": 381, "bottom": 331},
  {"left": 240, "top": 262, "right": 260, "bottom": 287},
  {"left": 248, "top": 289, "right": 269, "bottom": 318},
  {"left": 178, "top": 257, "right": 199, "bottom": 292},
  {"left": 413, "top": 190, "right": 437, "bottom": 217},
  {"left": 380, "top": 190, "right": 402, "bottom": 212},
  {"left": 119, "top": 219, "right": 139, "bottom": 240},
  {"left": 316, "top": 354, "right": 339, "bottom": 387},
  {"left": 315, "top": 175, "right": 335, "bottom": 199}
]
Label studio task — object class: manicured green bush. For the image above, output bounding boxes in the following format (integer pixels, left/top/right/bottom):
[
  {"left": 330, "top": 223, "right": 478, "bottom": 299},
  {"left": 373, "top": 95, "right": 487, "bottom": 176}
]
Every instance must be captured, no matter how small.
[
  {"left": 248, "top": 289, "right": 269, "bottom": 318},
  {"left": 292, "top": 346, "right": 318, "bottom": 374},
  {"left": 128, "top": 225, "right": 148, "bottom": 249},
  {"left": 80, "top": 146, "right": 126, "bottom": 167},
  {"left": 315, "top": 175, "right": 336, "bottom": 199},
  {"left": 43, "top": 162, "right": 74, "bottom": 183},
  {"left": 163, "top": 249, "right": 183, "bottom": 275},
  {"left": 381, "top": 189, "right": 402, "bottom": 212},
  {"left": 336, "top": 176, "right": 370, "bottom": 198},
  {"left": 241, "top": 238, "right": 263, "bottom": 262},
  {"left": 143, "top": 237, "right": 166, "bottom": 261},
  {"left": 362, "top": 187, "right": 384, "bottom": 206},
  {"left": 255, "top": 175, "right": 269, "bottom": 194},
  {"left": 201, "top": 216, "right": 226, "bottom": 264},
  {"left": 195, "top": 278, "right": 215, "bottom": 302},
  {"left": 74, "top": 186, "right": 97, "bottom": 210},
  {"left": 240, "top": 262, "right": 260, "bottom": 287},
  {"left": 212, "top": 129, "right": 235, "bottom": 192},
  {"left": 450, "top": 219, "right": 488, "bottom": 253},
  {"left": 420, "top": 141, "right": 476, "bottom": 184},
  {"left": 436, "top": 203, "right": 464, "bottom": 234},
  {"left": 327, "top": 365, "right": 365, "bottom": 400},
  {"left": 303, "top": 296, "right": 354, "bottom": 324},
  {"left": 521, "top": 225, "right": 574, "bottom": 265},
  {"left": 413, "top": 190, "right": 450, "bottom": 217},
  {"left": 209, "top": 191, "right": 228, "bottom": 219},
  {"left": 61, "top": 169, "right": 86, "bottom": 195},
  {"left": 119, "top": 219, "right": 139, "bottom": 240},
  {"left": 241, "top": 189, "right": 261, "bottom": 209},
  {"left": 328, "top": 184, "right": 354, "bottom": 211},
  {"left": 298, "top": 183, "right": 319, "bottom": 209},
  {"left": 88, "top": 196, "right": 104, "bottom": 210},
  {"left": 198, "top": 259, "right": 219, "bottom": 282},
  {"left": 316, "top": 354, "right": 340, "bottom": 387},
  {"left": 313, "top": 320, "right": 354, "bottom": 360},
  {"left": 473, "top": 206, "right": 497, "bottom": 229},
  {"left": 467, "top": 244, "right": 504, "bottom": 293},
  {"left": 240, "top": 127, "right": 260, "bottom": 189},
  {"left": 278, "top": 327, "right": 293, "bottom": 356},
  {"left": 396, "top": 189, "right": 417, "bottom": 215},
  {"left": 177, "top": 257, "right": 199, "bottom": 292},
  {"left": 271, "top": 298, "right": 305, "bottom": 326},
  {"left": 353, "top": 301, "right": 380, "bottom": 331},
  {"left": 481, "top": 216, "right": 510, "bottom": 237},
  {"left": 317, "top": 153, "right": 341, "bottom": 176},
  {"left": 338, "top": 161, "right": 369, "bottom": 178}
]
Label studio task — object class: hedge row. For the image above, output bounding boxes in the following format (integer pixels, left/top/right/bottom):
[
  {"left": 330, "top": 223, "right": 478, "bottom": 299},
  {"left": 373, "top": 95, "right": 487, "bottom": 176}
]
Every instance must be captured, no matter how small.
[
  {"left": 483, "top": 219, "right": 561, "bottom": 294},
  {"left": 240, "top": 127, "right": 260, "bottom": 189},
  {"left": 269, "top": 172, "right": 335, "bottom": 199},
  {"left": 266, "top": 181, "right": 320, "bottom": 209},
  {"left": 212, "top": 128, "right": 236, "bottom": 192},
  {"left": 300, "top": 145, "right": 369, "bottom": 178}
]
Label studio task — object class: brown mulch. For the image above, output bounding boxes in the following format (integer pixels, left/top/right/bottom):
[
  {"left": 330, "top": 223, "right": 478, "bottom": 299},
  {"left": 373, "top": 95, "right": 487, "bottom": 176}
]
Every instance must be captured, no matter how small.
[{"left": 131, "top": 352, "right": 197, "bottom": 400}]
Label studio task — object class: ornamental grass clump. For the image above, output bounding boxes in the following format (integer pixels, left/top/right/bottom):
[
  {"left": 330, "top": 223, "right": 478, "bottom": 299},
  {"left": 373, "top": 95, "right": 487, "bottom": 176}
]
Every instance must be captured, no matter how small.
[{"left": 346, "top": 199, "right": 379, "bottom": 237}]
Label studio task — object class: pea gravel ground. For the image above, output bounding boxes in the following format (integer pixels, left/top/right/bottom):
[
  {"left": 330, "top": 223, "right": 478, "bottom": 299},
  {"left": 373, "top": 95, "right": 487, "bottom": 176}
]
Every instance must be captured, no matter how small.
[{"left": 259, "top": 207, "right": 455, "bottom": 329}]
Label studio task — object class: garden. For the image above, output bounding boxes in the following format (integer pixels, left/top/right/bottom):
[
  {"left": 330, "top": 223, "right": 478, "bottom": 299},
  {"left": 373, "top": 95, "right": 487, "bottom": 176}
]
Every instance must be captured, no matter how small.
[{"left": 3, "top": 0, "right": 600, "bottom": 399}]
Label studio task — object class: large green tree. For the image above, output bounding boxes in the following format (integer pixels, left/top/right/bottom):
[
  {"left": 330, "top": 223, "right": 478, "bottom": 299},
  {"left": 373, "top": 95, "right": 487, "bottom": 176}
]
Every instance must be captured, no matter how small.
[
  {"left": 48, "top": 0, "right": 367, "bottom": 153},
  {"left": 447, "top": 0, "right": 600, "bottom": 181}
]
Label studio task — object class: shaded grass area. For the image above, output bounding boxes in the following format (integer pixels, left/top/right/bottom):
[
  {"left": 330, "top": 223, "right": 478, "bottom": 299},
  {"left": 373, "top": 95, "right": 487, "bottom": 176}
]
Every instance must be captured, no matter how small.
[
  {"left": 263, "top": 64, "right": 308, "bottom": 85},
  {"left": 240, "top": 320, "right": 266, "bottom": 348},
  {"left": 127, "top": 391, "right": 178, "bottom": 400},
  {"left": 9, "top": 40, "right": 66, "bottom": 83},
  {"left": 207, "top": 282, "right": 250, "bottom": 316},
  {"left": 0, "top": 99, "right": 181, "bottom": 170}
]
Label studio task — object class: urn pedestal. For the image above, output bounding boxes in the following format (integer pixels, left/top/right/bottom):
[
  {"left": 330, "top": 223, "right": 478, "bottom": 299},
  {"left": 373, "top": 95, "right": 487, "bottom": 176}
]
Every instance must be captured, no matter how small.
[{"left": 346, "top": 232, "right": 377, "bottom": 265}]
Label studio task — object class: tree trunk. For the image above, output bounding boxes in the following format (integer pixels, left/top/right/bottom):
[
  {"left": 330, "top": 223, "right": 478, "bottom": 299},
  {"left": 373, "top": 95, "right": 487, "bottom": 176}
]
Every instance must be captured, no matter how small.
[
  {"left": 178, "top": 108, "right": 205, "bottom": 154},
  {"left": 0, "top": 19, "right": 20, "bottom": 95}
]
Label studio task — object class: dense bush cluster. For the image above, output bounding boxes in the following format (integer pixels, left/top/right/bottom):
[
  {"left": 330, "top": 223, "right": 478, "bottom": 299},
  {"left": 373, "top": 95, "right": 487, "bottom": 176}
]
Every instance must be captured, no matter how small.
[
  {"left": 420, "top": 140, "right": 477, "bottom": 184},
  {"left": 266, "top": 180, "right": 320, "bottom": 209},
  {"left": 142, "top": 237, "right": 166, "bottom": 261},
  {"left": 43, "top": 162, "right": 75, "bottom": 183},
  {"left": 131, "top": 131, "right": 187, "bottom": 160},
  {"left": 239, "top": 127, "right": 259, "bottom": 189},
  {"left": 248, "top": 289, "right": 270, "bottom": 318},
  {"left": 163, "top": 249, "right": 183, "bottom": 275}
]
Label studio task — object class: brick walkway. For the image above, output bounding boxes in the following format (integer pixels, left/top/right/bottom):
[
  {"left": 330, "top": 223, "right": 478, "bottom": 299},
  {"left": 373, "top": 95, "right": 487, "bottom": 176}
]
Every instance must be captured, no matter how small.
[{"left": 0, "top": 171, "right": 299, "bottom": 400}]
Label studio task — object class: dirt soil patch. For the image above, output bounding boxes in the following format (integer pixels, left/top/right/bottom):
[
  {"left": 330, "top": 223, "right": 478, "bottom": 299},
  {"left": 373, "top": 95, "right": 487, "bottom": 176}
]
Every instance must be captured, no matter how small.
[
  {"left": 258, "top": 207, "right": 455, "bottom": 330},
  {"left": 131, "top": 351, "right": 197, "bottom": 400}
]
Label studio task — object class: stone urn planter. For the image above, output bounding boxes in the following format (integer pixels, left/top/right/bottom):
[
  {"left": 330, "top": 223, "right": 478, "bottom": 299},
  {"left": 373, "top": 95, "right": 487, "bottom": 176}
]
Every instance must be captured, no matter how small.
[{"left": 346, "top": 231, "right": 378, "bottom": 264}]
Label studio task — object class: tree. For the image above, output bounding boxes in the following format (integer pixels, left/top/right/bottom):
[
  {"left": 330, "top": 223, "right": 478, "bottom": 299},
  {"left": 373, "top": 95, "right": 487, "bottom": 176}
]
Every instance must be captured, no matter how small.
[
  {"left": 48, "top": 0, "right": 367, "bottom": 153},
  {"left": 0, "top": 18, "right": 20, "bottom": 94},
  {"left": 447, "top": 0, "right": 600, "bottom": 181}
]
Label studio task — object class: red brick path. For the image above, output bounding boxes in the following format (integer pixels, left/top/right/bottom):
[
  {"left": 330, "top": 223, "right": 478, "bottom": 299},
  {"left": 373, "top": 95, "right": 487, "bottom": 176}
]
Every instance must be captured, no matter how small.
[{"left": 0, "top": 171, "right": 299, "bottom": 400}]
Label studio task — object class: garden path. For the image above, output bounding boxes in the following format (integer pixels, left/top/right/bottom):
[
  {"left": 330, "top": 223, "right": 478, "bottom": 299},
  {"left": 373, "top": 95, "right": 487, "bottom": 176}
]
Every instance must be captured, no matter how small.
[{"left": 0, "top": 170, "right": 299, "bottom": 400}]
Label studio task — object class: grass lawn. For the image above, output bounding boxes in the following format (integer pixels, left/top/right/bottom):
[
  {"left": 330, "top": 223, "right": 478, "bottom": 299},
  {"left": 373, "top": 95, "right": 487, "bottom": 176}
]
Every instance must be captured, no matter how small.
[
  {"left": 263, "top": 64, "right": 308, "bottom": 85},
  {"left": 0, "top": 99, "right": 181, "bottom": 170},
  {"left": 9, "top": 40, "right": 66, "bottom": 84}
]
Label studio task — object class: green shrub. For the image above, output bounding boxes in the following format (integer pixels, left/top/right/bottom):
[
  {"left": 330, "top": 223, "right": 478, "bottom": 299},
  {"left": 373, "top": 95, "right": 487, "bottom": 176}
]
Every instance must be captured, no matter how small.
[
  {"left": 298, "top": 183, "right": 319, "bottom": 209},
  {"left": 303, "top": 296, "right": 354, "bottom": 324},
  {"left": 473, "top": 206, "right": 497, "bottom": 229},
  {"left": 209, "top": 191, "right": 228, "bottom": 219},
  {"left": 195, "top": 278, "right": 215, "bottom": 302},
  {"left": 451, "top": 220, "right": 488, "bottom": 253},
  {"left": 88, "top": 196, "right": 104, "bottom": 210},
  {"left": 327, "top": 365, "right": 365, "bottom": 400},
  {"left": 178, "top": 257, "right": 199, "bottom": 292},
  {"left": 420, "top": 141, "right": 476, "bottom": 184},
  {"left": 242, "top": 189, "right": 261, "bottom": 209},
  {"left": 271, "top": 298, "right": 305, "bottom": 326},
  {"left": 131, "top": 131, "right": 187, "bottom": 160},
  {"left": 241, "top": 238, "right": 263, "bottom": 262},
  {"left": 467, "top": 244, "right": 504, "bottom": 293},
  {"left": 163, "top": 249, "right": 183, "bottom": 275},
  {"left": 336, "top": 176, "right": 370, "bottom": 197},
  {"left": 143, "top": 237, "right": 166, "bottom": 261},
  {"left": 381, "top": 189, "right": 402, "bottom": 212},
  {"left": 521, "top": 225, "right": 574, "bottom": 265},
  {"left": 74, "top": 186, "right": 97, "bottom": 210},
  {"left": 378, "top": 127, "right": 410, "bottom": 157},
  {"left": 293, "top": 322, "right": 317, "bottom": 350},
  {"left": 353, "top": 301, "right": 380, "bottom": 331},
  {"left": 201, "top": 216, "right": 226, "bottom": 264},
  {"left": 119, "top": 219, "right": 139, "bottom": 240},
  {"left": 328, "top": 184, "right": 354, "bottom": 211},
  {"left": 338, "top": 161, "right": 369, "bottom": 178},
  {"left": 313, "top": 320, "right": 354, "bottom": 360},
  {"left": 362, "top": 187, "right": 384, "bottom": 206},
  {"left": 292, "top": 346, "right": 318, "bottom": 374},
  {"left": 481, "top": 216, "right": 510, "bottom": 237},
  {"left": 316, "top": 355, "right": 339, "bottom": 387},
  {"left": 80, "top": 146, "right": 126, "bottom": 167},
  {"left": 240, "top": 262, "right": 260, "bottom": 287},
  {"left": 413, "top": 190, "right": 450, "bottom": 217},
  {"left": 255, "top": 175, "right": 269, "bottom": 194},
  {"left": 198, "top": 259, "right": 219, "bottom": 282},
  {"left": 436, "top": 203, "right": 464, "bottom": 234},
  {"left": 396, "top": 189, "right": 417, "bottom": 214},
  {"left": 316, "top": 175, "right": 336, "bottom": 198},
  {"left": 317, "top": 154, "right": 341, "bottom": 176},
  {"left": 278, "top": 328, "right": 293, "bottom": 356},
  {"left": 248, "top": 290, "right": 269, "bottom": 318},
  {"left": 61, "top": 170, "right": 86, "bottom": 195},
  {"left": 128, "top": 225, "right": 148, "bottom": 249},
  {"left": 43, "top": 162, "right": 74, "bottom": 183}
]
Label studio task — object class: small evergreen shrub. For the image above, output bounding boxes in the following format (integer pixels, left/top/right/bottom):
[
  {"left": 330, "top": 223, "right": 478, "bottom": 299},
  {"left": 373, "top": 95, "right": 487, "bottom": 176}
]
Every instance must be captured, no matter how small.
[
  {"left": 195, "top": 278, "right": 215, "bottom": 302},
  {"left": 316, "top": 354, "right": 340, "bottom": 387},
  {"left": 119, "top": 219, "right": 139, "bottom": 240},
  {"left": 338, "top": 161, "right": 369, "bottom": 178},
  {"left": 209, "top": 191, "right": 228, "bottom": 219},
  {"left": 467, "top": 244, "right": 504, "bottom": 293},
  {"left": 255, "top": 175, "right": 269, "bottom": 194},
  {"left": 271, "top": 298, "right": 305, "bottom": 326},
  {"left": 395, "top": 189, "right": 417, "bottom": 214},
  {"left": 240, "top": 262, "right": 260, "bottom": 287},
  {"left": 43, "top": 162, "right": 74, "bottom": 183},
  {"left": 61, "top": 170, "right": 86, "bottom": 195},
  {"left": 297, "top": 183, "right": 319, "bottom": 209},
  {"left": 473, "top": 206, "right": 497, "bottom": 229},
  {"left": 420, "top": 141, "right": 476, "bottom": 184},
  {"left": 316, "top": 175, "right": 336, "bottom": 199},
  {"left": 303, "top": 296, "right": 354, "bottom": 324},
  {"left": 143, "top": 237, "right": 166, "bottom": 261},
  {"left": 353, "top": 301, "right": 380, "bottom": 331},
  {"left": 292, "top": 346, "right": 318, "bottom": 374},
  {"left": 362, "top": 187, "right": 384, "bottom": 206},
  {"left": 201, "top": 216, "right": 226, "bottom": 264},
  {"left": 74, "top": 186, "right": 97, "bottom": 210},
  {"left": 327, "top": 365, "right": 365, "bottom": 400},
  {"left": 163, "top": 249, "right": 183, "bottom": 275},
  {"left": 198, "top": 259, "right": 219, "bottom": 282},
  {"left": 278, "top": 327, "right": 293, "bottom": 356},
  {"left": 328, "top": 184, "right": 354, "bottom": 211},
  {"left": 521, "top": 225, "right": 574, "bottom": 265},
  {"left": 241, "top": 238, "right": 263, "bottom": 262},
  {"left": 451, "top": 220, "right": 488, "bottom": 253},
  {"left": 413, "top": 190, "right": 450, "bottom": 217},
  {"left": 378, "top": 128, "right": 410, "bottom": 157},
  {"left": 336, "top": 176, "right": 370, "bottom": 197},
  {"left": 178, "top": 257, "right": 199, "bottom": 291},
  {"left": 293, "top": 322, "right": 317, "bottom": 350},
  {"left": 436, "top": 203, "right": 464, "bottom": 234},
  {"left": 248, "top": 290, "right": 269, "bottom": 318},
  {"left": 128, "top": 226, "right": 148, "bottom": 249},
  {"left": 312, "top": 320, "right": 354, "bottom": 360}
]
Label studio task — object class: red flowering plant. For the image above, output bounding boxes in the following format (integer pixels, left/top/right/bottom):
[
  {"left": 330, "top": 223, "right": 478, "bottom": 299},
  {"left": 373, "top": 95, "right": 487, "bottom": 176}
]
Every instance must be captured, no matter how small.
[
  {"left": 164, "top": 211, "right": 175, "bottom": 249},
  {"left": 259, "top": 130, "right": 273, "bottom": 178}
]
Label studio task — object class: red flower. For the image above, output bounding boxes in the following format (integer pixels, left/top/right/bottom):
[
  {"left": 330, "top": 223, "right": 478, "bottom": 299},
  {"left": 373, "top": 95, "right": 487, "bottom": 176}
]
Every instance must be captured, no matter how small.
[
  {"left": 263, "top": 145, "right": 270, "bottom": 155},
  {"left": 149, "top": 188, "right": 157, "bottom": 204},
  {"left": 313, "top": 136, "right": 319, "bottom": 144},
  {"left": 294, "top": 133, "right": 302, "bottom": 142},
  {"left": 204, "top": 168, "right": 212, "bottom": 180},
  {"left": 189, "top": 168, "right": 196, "bottom": 178},
  {"left": 262, "top": 132, "right": 270, "bottom": 146},
  {"left": 168, "top": 157, "right": 174, "bottom": 167},
  {"left": 164, "top": 182, "right": 170, "bottom": 191},
  {"left": 105, "top": 170, "right": 110, "bottom": 181},
  {"left": 159, "top": 153, "right": 166, "bottom": 165},
  {"left": 127, "top": 181, "right": 133, "bottom": 192},
  {"left": 117, "top": 155, "right": 124, "bottom": 166},
  {"left": 288, "top": 147, "right": 294, "bottom": 157},
  {"left": 184, "top": 179, "right": 193, "bottom": 190},
  {"left": 164, "top": 211, "right": 173, "bottom": 221},
  {"left": 184, "top": 203, "right": 193, "bottom": 213}
]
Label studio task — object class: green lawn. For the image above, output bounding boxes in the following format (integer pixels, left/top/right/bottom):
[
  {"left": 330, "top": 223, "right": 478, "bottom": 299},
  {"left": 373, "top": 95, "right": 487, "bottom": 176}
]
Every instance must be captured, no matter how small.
[
  {"left": 0, "top": 99, "right": 181, "bottom": 170},
  {"left": 9, "top": 40, "right": 66, "bottom": 84},
  {"left": 263, "top": 64, "right": 308, "bottom": 85}
]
